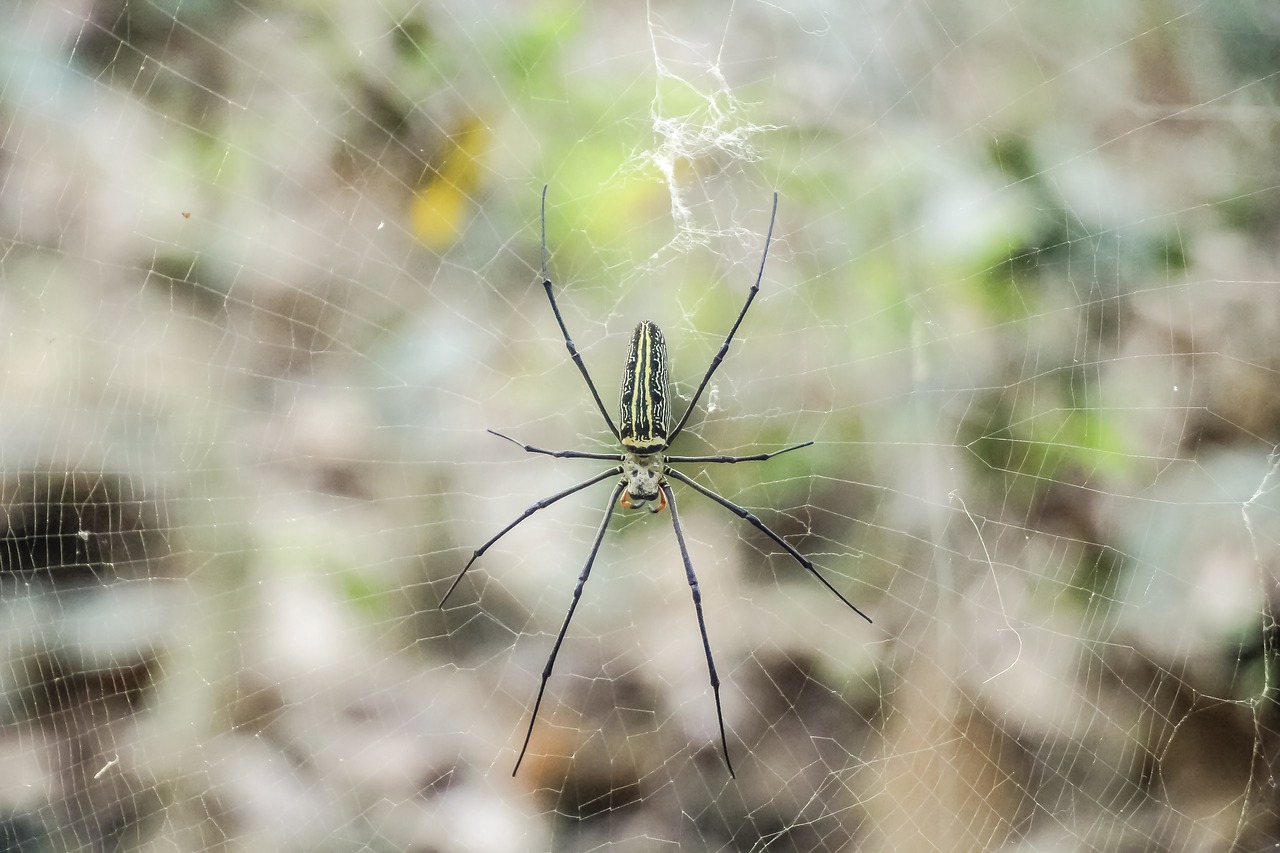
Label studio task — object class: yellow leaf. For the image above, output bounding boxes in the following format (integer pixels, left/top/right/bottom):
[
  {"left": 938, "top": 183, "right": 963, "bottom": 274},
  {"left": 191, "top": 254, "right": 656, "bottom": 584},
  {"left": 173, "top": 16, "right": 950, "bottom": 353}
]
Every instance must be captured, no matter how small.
[{"left": 411, "top": 116, "right": 486, "bottom": 248}]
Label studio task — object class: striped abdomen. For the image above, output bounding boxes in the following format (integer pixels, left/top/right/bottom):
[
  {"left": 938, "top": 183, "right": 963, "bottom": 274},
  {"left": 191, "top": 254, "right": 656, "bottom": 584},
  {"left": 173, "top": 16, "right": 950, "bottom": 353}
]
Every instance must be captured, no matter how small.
[{"left": 619, "top": 320, "right": 670, "bottom": 454}]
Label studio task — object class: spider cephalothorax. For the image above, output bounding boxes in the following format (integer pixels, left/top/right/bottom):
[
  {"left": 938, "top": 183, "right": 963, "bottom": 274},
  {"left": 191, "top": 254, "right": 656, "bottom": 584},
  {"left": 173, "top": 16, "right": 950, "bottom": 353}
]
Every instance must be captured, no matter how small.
[{"left": 441, "top": 188, "right": 871, "bottom": 778}]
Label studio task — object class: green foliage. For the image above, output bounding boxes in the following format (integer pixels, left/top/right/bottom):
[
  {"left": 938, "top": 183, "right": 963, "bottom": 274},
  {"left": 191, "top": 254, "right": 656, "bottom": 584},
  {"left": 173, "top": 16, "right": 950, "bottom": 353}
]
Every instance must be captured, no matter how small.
[
  {"left": 338, "top": 566, "right": 393, "bottom": 625},
  {"left": 965, "top": 378, "right": 1132, "bottom": 511}
]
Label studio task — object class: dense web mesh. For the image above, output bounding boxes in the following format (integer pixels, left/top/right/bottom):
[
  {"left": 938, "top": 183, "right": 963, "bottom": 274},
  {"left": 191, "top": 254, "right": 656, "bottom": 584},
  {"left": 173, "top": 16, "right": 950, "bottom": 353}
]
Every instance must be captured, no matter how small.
[{"left": 3, "top": 0, "right": 1280, "bottom": 850}]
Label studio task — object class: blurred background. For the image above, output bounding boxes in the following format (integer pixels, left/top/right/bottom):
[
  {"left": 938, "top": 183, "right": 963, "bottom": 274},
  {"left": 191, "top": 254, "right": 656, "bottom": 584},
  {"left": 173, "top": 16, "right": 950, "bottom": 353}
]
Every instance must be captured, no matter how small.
[{"left": 3, "top": 0, "right": 1280, "bottom": 850}]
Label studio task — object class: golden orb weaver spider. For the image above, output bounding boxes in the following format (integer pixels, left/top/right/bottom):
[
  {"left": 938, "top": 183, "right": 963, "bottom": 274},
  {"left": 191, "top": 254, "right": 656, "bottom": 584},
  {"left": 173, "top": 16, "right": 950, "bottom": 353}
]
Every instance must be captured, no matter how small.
[{"left": 441, "top": 188, "right": 871, "bottom": 778}]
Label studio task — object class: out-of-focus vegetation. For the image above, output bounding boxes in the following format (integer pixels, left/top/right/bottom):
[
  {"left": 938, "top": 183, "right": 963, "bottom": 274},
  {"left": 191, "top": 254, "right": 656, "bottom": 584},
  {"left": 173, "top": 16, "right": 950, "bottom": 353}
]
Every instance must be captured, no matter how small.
[{"left": 3, "top": 0, "right": 1280, "bottom": 851}]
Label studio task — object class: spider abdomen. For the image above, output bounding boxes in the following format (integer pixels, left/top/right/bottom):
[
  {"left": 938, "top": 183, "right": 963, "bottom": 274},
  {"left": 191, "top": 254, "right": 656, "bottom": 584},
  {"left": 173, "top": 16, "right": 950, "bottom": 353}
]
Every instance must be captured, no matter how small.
[{"left": 619, "top": 320, "right": 670, "bottom": 455}]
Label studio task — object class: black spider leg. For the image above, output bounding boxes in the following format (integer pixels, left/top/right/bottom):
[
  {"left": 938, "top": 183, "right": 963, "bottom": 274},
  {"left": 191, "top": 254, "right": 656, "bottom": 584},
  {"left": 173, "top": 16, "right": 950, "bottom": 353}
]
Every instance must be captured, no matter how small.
[
  {"left": 538, "top": 186, "right": 621, "bottom": 441},
  {"left": 487, "top": 429, "right": 619, "bottom": 461},
  {"left": 660, "top": 481, "right": 735, "bottom": 778},
  {"left": 665, "top": 468, "right": 872, "bottom": 624},
  {"left": 666, "top": 440, "right": 813, "bottom": 464},
  {"left": 514, "top": 480, "right": 627, "bottom": 776},
  {"left": 668, "top": 192, "right": 779, "bottom": 443},
  {"left": 440, "top": 467, "right": 622, "bottom": 608}
]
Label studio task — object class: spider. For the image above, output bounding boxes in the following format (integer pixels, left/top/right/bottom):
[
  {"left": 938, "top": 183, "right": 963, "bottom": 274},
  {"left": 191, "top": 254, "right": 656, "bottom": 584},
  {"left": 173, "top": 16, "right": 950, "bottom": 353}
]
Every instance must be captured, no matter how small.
[{"left": 441, "top": 188, "right": 871, "bottom": 778}]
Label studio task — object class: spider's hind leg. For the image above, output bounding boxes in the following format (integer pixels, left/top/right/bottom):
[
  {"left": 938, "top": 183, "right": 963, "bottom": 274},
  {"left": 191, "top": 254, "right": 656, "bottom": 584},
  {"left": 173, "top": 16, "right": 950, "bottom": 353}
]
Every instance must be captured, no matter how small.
[
  {"left": 660, "top": 481, "right": 735, "bottom": 778},
  {"left": 513, "top": 480, "right": 628, "bottom": 776}
]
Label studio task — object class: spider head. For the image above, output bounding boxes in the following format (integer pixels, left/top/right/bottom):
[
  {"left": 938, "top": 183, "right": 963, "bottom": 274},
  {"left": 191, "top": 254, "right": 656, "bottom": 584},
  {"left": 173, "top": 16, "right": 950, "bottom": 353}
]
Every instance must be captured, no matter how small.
[{"left": 620, "top": 452, "right": 666, "bottom": 512}]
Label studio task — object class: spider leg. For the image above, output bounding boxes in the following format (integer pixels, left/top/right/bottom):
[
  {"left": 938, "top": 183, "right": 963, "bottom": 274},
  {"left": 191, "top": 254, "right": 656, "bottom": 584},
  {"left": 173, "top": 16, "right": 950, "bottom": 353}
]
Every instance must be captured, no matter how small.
[
  {"left": 665, "top": 468, "right": 872, "bottom": 624},
  {"left": 488, "top": 429, "right": 619, "bottom": 461},
  {"left": 666, "top": 440, "right": 813, "bottom": 464},
  {"left": 514, "top": 480, "right": 627, "bottom": 776},
  {"left": 660, "top": 482, "right": 735, "bottom": 778},
  {"left": 538, "top": 186, "right": 621, "bottom": 441},
  {"left": 440, "top": 467, "right": 622, "bottom": 608},
  {"left": 668, "top": 192, "right": 779, "bottom": 443}
]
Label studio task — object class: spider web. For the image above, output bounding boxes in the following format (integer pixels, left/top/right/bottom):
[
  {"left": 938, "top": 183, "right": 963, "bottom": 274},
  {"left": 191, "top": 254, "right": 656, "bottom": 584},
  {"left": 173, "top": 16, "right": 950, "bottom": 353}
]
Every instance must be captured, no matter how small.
[{"left": 2, "top": 0, "right": 1279, "bottom": 850}]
